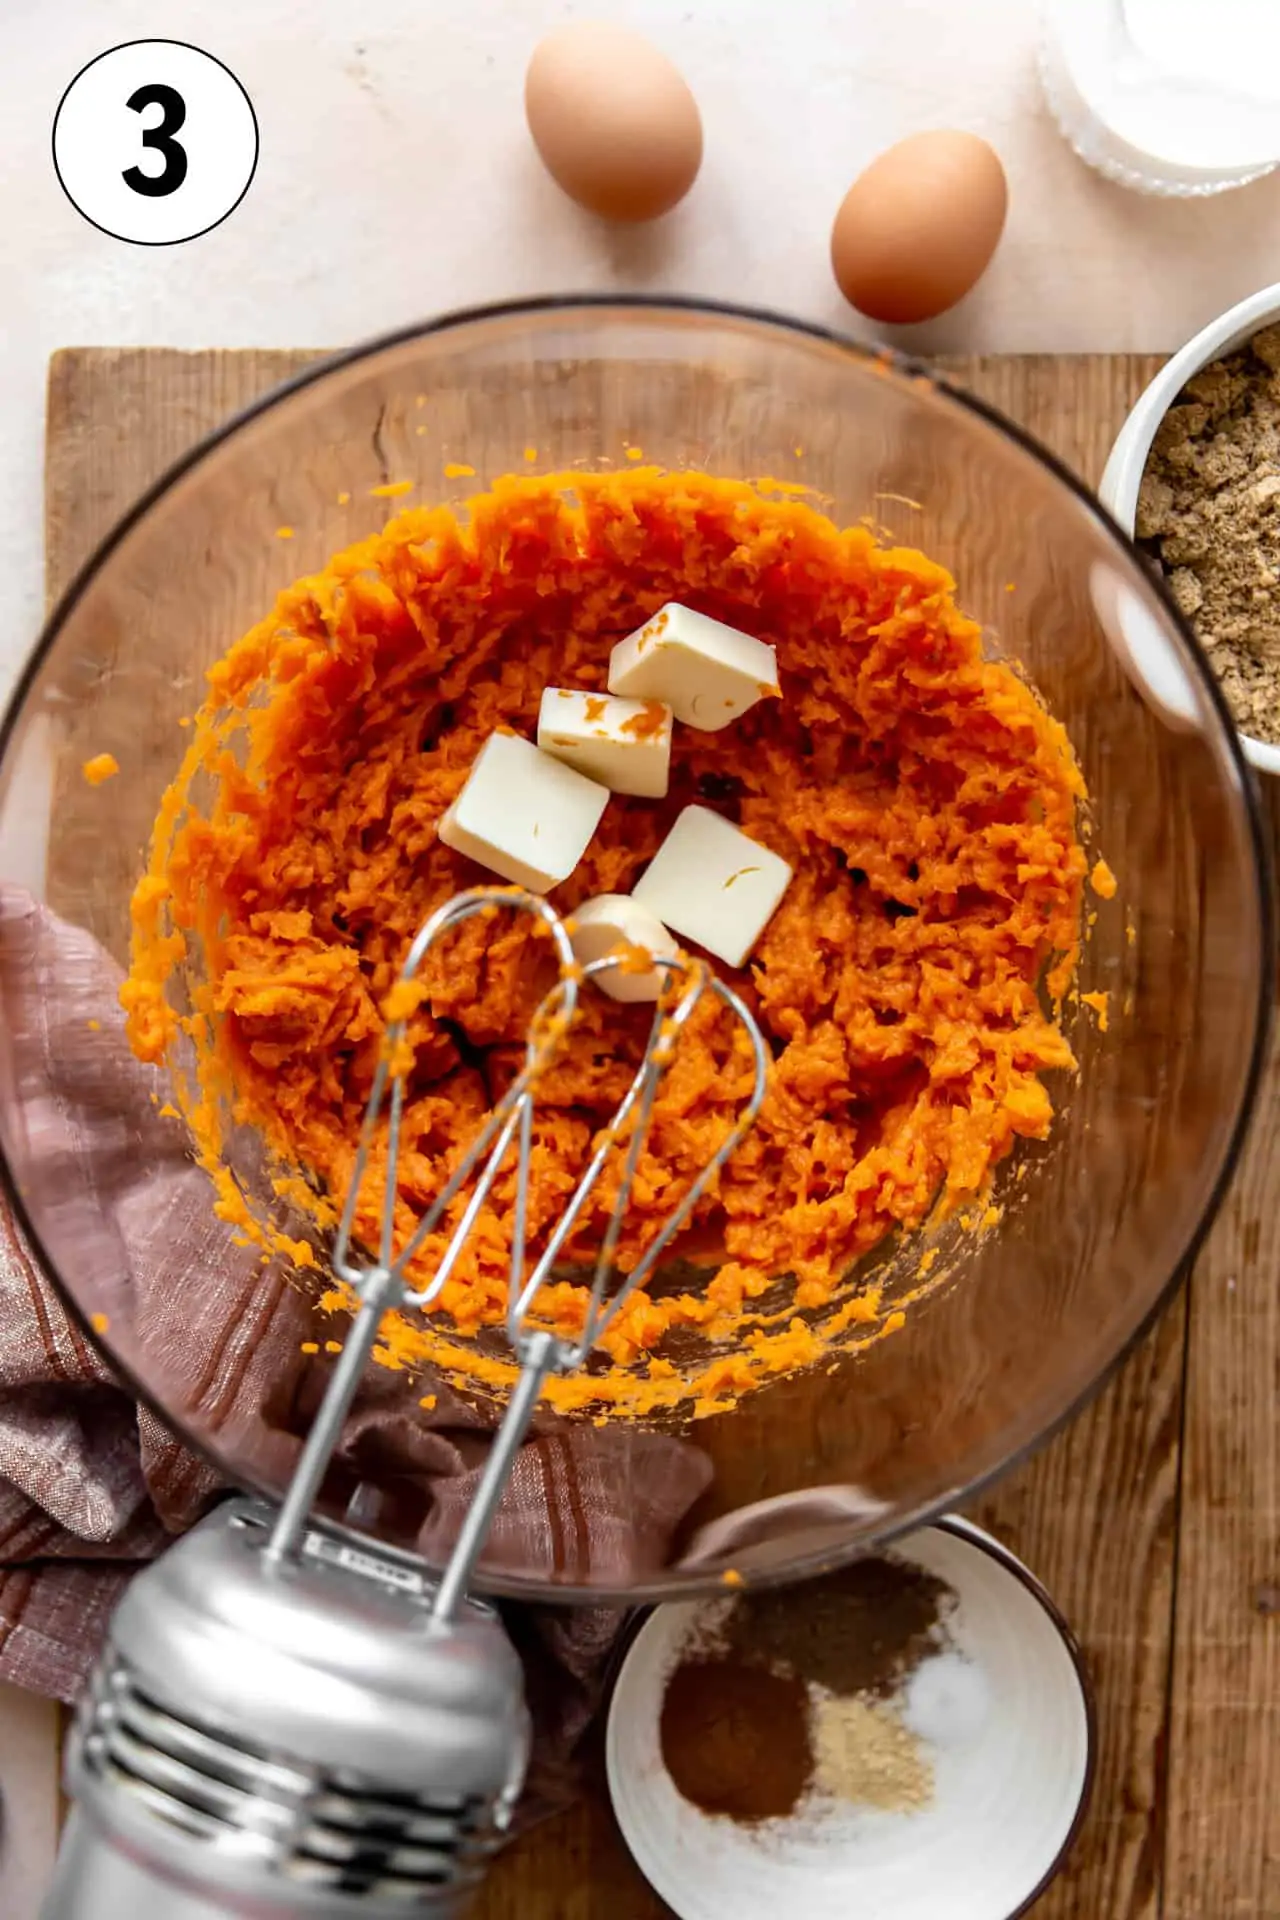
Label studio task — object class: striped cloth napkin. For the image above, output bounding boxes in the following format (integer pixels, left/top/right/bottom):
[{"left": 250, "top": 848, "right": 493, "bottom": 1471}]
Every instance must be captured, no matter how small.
[{"left": 0, "top": 882, "right": 711, "bottom": 1815}]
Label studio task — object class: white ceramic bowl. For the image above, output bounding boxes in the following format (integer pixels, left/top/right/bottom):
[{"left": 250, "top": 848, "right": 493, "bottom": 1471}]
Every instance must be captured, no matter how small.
[
  {"left": 1098, "top": 281, "right": 1280, "bottom": 776},
  {"left": 606, "top": 1517, "right": 1094, "bottom": 1920}
]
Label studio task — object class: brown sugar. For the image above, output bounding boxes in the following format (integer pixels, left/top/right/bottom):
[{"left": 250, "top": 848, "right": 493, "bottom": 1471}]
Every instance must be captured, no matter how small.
[
  {"left": 659, "top": 1656, "right": 813, "bottom": 1822},
  {"left": 1137, "top": 325, "right": 1280, "bottom": 743}
]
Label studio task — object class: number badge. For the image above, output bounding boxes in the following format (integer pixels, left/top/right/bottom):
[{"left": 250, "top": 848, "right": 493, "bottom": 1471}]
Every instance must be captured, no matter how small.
[{"left": 53, "top": 40, "right": 258, "bottom": 245}]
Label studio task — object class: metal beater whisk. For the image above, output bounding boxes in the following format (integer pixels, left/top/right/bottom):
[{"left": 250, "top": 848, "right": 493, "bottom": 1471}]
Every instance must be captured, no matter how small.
[{"left": 47, "top": 888, "right": 767, "bottom": 1920}]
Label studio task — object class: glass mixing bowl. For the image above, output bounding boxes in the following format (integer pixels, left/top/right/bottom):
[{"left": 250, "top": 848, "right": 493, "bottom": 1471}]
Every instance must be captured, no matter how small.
[{"left": 0, "top": 297, "right": 1270, "bottom": 1600}]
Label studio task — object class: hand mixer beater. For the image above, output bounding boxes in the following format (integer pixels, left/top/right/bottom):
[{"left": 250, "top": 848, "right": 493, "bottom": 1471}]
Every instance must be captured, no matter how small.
[{"left": 44, "top": 887, "right": 768, "bottom": 1919}]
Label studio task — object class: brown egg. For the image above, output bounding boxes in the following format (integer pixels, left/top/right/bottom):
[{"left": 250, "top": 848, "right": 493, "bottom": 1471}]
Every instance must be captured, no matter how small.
[
  {"left": 831, "top": 130, "right": 1008, "bottom": 326},
  {"left": 525, "top": 22, "right": 703, "bottom": 223}
]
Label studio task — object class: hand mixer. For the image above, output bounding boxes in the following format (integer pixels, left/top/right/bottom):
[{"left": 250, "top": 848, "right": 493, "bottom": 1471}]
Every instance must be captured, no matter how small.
[{"left": 43, "top": 886, "right": 768, "bottom": 1920}]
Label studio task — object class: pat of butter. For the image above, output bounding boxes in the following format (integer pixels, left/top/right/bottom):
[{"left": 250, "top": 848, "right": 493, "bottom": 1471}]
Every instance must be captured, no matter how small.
[
  {"left": 438, "top": 732, "right": 608, "bottom": 892},
  {"left": 633, "top": 805, "right": 792, "bottom": 968},
  {"left": 537, "top": 688, "right": 672, "bottom": 798},
  {"left": 608, "top": 602, "right": 779, "bottom": 733},
  {"left": 569, "top": 894, "right": 679, "bottom": 1003}
]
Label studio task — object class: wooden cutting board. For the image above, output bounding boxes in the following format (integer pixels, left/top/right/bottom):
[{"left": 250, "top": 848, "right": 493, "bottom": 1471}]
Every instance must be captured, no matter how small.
[{"left": 44, "top": 348, "right": 1279, "bottom": 1920}]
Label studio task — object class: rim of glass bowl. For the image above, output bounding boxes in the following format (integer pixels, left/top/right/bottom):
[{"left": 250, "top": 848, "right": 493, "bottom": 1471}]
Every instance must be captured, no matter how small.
[{"left": 0, "top": 294, "right": 1272, "bottom": 1603}]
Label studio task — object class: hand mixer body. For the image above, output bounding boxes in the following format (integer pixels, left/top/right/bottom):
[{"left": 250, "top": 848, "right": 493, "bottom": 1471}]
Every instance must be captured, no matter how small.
[{"left": 47, "top": 1499, "right": 530, "bottom": 1918}]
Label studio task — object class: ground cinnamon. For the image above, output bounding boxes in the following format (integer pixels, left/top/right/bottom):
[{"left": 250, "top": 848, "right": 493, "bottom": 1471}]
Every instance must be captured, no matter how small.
[{"left": 659, "top": 1656, "right": 813, "bottom": 1822}]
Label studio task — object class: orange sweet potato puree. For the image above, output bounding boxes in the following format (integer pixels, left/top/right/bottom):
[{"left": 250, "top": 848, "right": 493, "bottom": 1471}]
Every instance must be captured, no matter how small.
[{"left": 122, "top": 470, "right": 1086, "bottom": 1417}]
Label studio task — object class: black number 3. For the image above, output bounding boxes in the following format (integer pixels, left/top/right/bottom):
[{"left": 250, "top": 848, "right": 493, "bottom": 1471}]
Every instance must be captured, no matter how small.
[{"left": 122, "top": 83, "right": 188, "bottom": 197}]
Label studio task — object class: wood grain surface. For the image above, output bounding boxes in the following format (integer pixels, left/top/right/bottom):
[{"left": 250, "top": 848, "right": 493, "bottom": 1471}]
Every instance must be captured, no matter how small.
[
  {"left": 1165, "top": 786, "right": 1280, "bottom": 1920},
  {"left": 42, "top": 347, "right": 1278, "bottom": 1920}
]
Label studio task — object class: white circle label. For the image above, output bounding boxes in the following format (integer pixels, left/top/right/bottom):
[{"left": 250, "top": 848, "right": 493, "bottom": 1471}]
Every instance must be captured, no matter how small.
[{"left": 53, "top": 40, "right": 258, "bottom": 246}]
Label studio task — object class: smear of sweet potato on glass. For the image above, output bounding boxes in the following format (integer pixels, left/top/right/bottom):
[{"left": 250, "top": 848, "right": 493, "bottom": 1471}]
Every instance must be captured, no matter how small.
[{"left": 122, "top": 470, "right": 1085, "bottom": 1417}]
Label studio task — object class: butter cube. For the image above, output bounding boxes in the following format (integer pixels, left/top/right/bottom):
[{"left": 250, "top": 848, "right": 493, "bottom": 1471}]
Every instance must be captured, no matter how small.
[
  {"left": 537, "top": 688, "right": 672, "bottom": 798},
  {"left": 608, "top": 602, "right": 779, "bottom": 733},
  {"left": 569, "top": 894, "right": 679, "bottom": 1003},
  {"left": 633, "top": 805, "right": 792, "bottom": 968},
  {"left": 438, "top": 732, "right": 608, "bottom": 893}
]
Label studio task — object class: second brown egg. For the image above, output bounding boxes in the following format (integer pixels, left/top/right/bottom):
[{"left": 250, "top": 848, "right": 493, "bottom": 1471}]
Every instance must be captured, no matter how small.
[{"left": 831, "top": 130, "right": 1008, "bottom": 326}]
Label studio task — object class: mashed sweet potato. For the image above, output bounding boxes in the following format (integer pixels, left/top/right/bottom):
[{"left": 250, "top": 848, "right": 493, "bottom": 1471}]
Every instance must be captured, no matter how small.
[{"left": 122, "top": 469, "right": 1086, "bottom": 1416}]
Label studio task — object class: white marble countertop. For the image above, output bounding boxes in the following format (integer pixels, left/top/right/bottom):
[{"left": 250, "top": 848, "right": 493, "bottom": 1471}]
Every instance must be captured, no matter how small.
[{"left": 3, "top": 0, "right": 1280, "bottom": 1910}]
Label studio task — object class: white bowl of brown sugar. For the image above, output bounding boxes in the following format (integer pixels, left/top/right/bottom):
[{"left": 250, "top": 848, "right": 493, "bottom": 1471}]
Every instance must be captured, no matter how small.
[{"left": 1099, "top": 282, "right": 1280, "bottom": 777}]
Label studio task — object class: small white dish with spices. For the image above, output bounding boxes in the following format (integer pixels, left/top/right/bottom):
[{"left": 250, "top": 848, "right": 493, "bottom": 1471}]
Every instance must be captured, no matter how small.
[
  {"left": 1099, "top": 281, "right": 1280, "bottom": 776},
  {"left": 605, "top": 1517, "right": 1094, "bottom": 1920}
]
